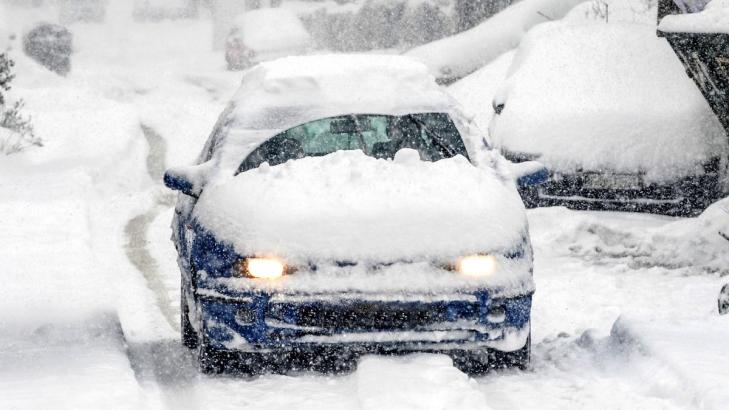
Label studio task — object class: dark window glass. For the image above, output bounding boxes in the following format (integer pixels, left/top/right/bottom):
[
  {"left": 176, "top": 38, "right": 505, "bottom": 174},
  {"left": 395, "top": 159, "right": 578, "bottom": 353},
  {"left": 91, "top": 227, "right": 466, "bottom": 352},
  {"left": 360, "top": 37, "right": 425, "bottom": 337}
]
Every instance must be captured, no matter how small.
[{"left": 237, "top": 113, "right": 469, "bottom": 174}]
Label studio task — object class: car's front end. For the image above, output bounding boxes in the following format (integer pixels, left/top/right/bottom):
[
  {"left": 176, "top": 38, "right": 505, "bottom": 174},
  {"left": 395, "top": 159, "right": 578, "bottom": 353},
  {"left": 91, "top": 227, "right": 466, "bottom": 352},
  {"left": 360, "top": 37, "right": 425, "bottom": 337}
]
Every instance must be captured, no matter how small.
[{"left": 183, "top": 224, "right": 534, "bottom": 374}]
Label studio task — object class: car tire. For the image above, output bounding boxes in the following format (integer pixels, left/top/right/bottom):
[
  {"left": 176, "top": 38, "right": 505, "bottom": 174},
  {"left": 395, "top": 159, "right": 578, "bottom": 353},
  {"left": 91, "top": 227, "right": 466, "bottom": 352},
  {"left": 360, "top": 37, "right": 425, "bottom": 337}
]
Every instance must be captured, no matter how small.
[
  {"left": 181, "top": 286, "right": 198, "bottom": 349},
  {"left": 453, "top": 334, "right": 531, "bottom": 376},
  {"left": 489, "top": 335, "right": 531, "bottom": 371},
  {"left": 197, "top": 339, "right": 225, "bottom": 374},
  {"left": 519, "top": 186, "right": 539, "bottom": 209},
  {"left": 451, "top": 348, "right": 490, "bottom": 376}
]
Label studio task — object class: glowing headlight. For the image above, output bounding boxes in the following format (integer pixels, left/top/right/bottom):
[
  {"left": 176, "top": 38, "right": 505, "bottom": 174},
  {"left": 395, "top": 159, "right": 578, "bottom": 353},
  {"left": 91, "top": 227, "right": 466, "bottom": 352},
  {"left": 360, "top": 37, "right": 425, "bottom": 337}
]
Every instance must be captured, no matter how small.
[
  {"left": 456, "top": 254, "right": 497, "bottom": 277},
  {"left": 238, "top": 257, "right": 286, "bottom": 279}
]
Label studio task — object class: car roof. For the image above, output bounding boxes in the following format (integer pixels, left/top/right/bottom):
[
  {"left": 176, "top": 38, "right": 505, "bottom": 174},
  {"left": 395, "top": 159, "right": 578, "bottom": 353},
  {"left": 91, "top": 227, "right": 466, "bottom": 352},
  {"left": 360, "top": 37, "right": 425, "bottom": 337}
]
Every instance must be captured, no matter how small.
[{"left": 208, "top": 54, "right": 467, "bottom": 173}]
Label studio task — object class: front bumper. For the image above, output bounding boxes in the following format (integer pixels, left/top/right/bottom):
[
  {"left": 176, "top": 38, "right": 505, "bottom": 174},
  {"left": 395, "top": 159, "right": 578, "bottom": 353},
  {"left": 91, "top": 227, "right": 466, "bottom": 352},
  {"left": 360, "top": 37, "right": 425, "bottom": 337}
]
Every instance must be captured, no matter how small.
[
  {"left": 522, "top": 171, "right": 719, "bottom": 215},
  {"left": 196, "top": 288, "right": 531, "bottom": 354}
]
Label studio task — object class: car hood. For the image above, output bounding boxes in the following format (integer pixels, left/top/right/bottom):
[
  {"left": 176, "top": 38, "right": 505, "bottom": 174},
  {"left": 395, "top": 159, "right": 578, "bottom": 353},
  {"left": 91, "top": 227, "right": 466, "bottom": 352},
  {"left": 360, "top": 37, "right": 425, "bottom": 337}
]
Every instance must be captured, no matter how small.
[{"left": 193, "top": 150, "right": 526, "bottom": 263}]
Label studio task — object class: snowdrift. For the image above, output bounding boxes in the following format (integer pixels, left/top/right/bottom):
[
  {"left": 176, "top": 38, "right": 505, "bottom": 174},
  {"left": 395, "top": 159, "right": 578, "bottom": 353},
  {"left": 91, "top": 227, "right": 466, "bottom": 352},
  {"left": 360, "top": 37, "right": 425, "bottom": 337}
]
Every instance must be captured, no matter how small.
[
  {"left": 404, "top": 0, "right": 584, "bottom": 81},
  {"left": 659, "top": 0, "right": 729, "bottom": 33}
]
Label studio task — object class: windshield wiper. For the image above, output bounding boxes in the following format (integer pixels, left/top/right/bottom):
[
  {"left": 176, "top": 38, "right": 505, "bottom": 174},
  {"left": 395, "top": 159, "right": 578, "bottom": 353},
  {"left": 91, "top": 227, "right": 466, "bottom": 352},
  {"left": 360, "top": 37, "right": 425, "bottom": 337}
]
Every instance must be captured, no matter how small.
[{"left": 407, "top": 115, "right": 456, "bottom": 158}]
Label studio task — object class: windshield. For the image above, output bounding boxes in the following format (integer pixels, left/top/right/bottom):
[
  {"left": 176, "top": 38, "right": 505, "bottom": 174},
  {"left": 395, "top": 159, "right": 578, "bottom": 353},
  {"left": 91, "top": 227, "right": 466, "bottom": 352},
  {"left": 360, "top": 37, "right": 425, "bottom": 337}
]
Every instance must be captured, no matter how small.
[{"left": 237, "top": 113, "right": 469, "bottom": 174}]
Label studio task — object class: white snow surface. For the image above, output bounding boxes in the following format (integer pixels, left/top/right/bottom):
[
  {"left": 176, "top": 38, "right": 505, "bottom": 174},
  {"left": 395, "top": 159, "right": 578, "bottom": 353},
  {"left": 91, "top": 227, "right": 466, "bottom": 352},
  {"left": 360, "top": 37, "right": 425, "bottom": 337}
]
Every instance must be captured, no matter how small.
[
  {"left": 356, "top": 355, "right": 490, "bottom": 410},
  {"left": 660, "top": 0, "right": 729, "bottom": 33},
  {"left": 489, "top": 22, "right": 727, "bottom": 182},
  {"left": 195, "top": 149, "right": 527, "bottom": 263},
  {"left": 3, "top": 4, "right": 729, "bottom": 409},
  {"left": 233, "top": 7, "right": 311, "bottom": 52},
  {"left": 404, "top": 0, "right": 585, "bottom": 81}
]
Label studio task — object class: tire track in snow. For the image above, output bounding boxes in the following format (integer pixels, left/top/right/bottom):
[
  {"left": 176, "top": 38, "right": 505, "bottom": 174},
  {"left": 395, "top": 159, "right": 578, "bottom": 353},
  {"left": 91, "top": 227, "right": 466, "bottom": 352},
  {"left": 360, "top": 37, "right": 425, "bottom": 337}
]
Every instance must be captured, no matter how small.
[
  {"left": 124, "top": 124, "right": 176, "bottom": 330},
  {"left": 122, "top": 124, "right": 202, "bottom": 410}
]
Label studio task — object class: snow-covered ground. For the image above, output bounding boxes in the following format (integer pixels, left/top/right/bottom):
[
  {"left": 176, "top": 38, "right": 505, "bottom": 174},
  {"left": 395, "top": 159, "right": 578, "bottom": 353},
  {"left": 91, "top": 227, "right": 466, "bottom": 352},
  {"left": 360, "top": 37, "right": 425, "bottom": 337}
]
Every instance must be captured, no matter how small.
[{"left": 1, "top": 4, "right": 728, "bottom": 410}]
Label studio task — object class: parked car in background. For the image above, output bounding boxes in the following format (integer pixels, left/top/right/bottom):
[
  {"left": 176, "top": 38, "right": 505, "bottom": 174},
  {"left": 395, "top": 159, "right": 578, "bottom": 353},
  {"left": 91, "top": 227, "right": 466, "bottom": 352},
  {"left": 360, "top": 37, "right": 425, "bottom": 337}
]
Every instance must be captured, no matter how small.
[
  {"left": 58, "top": 0, "right": 107, "bottom": 24},
  {"left": 133, "top": 0, "right": 198, "bottom": 22},
  {"left": 225, "top": 8, "right": 311, "bottom": 71},
  {"left": 23, "top": 23, "right": 73, "bottom": 76},
  {"left": 489, "top": 21, "right": 728, "bottom": 216},
  {"left": 163, "top": 54, "right": 547, "bottom": 375}
]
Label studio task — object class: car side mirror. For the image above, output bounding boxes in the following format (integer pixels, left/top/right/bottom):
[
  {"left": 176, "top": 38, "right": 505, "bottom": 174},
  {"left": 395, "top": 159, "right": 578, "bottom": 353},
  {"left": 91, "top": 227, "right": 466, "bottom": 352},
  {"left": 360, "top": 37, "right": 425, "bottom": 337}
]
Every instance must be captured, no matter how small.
[
  {"left": 509, "top": 161, "right": 549, "bottom": 188},
  {"left": 164, "top": 166, "right": 202, "bottom": 198}
]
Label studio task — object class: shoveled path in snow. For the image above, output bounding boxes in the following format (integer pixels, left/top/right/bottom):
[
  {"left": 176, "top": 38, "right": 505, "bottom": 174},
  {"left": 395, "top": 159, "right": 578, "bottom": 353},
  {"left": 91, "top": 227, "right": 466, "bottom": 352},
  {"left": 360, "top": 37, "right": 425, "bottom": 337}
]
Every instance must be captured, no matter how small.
[{"left": 124, "top": 124, "right": 176, "bottom": 330}]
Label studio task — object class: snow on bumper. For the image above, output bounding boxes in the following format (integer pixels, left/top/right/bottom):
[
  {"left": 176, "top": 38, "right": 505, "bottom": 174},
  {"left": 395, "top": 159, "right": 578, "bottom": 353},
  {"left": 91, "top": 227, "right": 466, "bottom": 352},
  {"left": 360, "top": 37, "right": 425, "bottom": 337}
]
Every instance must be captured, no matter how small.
[{"left": 197, "top": 289, "right": 532, "bottom": 353}]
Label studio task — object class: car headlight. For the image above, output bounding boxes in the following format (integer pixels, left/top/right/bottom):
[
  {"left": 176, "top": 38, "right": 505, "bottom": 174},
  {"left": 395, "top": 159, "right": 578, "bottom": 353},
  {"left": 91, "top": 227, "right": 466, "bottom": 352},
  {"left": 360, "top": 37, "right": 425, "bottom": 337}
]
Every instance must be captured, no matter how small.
[
  {"left": 233, "top": 257, "right": 287, "bottom": 279},
  {"left": 456, "top": 254, "right": 498, "bottom": 277}
]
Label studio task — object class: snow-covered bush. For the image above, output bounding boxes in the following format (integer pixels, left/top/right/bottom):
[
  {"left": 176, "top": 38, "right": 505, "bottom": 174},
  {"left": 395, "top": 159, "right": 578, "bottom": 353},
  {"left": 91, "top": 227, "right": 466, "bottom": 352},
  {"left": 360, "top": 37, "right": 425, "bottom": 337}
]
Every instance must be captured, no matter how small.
[
  {"left": 300, "top": 0, "right": 455, "bottom": 51},
  {"left": 0, "top": 53, "right": 39, "bottom": 155},
  {"left": 398, "top": 1, "right": 452, "bottom": 46}
]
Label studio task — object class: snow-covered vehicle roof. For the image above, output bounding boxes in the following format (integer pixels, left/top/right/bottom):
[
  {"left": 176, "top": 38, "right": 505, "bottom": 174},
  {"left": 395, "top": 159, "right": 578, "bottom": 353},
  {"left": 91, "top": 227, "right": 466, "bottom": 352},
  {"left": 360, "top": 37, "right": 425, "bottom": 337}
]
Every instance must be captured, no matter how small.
[
  {"left": 202, "top": 54, "right": 485, "bottom": 176},
  {"left": 230, "top": 8, "right": 311, "bottom": 53},
  {"left": 659, "top": 0, "right": 728, "bottom": 33},
  {"left": 489, "top": 22, "right": 727, "bottom": 183}
]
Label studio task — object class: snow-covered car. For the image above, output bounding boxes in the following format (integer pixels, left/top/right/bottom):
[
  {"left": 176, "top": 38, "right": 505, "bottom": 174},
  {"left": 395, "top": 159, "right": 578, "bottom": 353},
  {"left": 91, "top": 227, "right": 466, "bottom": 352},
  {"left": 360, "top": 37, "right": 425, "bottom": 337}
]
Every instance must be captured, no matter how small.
[
  {"left": 163, "top": 55, "right": 547, "bottom": 375},
  {"left": 225, "top": 8, "right": 311, "bottom": 71},
  {"left": 489, "top": 22, "right": 728, "bottom": 216},
  {"left": 132, "top": 0, "right": 198, "bottom": 22},
  {"left": 58, "top": 0, "right": 107, "bottom": 24},
  {"left": 23, "top": 23, "right": 73, "bottom": 76}
]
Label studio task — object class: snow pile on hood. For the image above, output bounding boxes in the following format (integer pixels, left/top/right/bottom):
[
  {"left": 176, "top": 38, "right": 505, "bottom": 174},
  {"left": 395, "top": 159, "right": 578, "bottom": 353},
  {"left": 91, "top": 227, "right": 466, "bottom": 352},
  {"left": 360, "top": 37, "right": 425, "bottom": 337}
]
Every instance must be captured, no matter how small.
[
  {"left": 404, "top": 0, "right": 584, "bottom": 81},
  {"left": 194, "top": 149, "right": 526, "bottom": 262},
  {"left": 659, "top": 0, "right": 729, "bottom": 33},
  {"left": 206, "top": 54, "right": 474, "bottom": 175},
  {"left": 490, "top": 22, "right": 726, "bottom": 182},
  {"left": 234, "top": 8, "right": 311, "bottom": 52}
]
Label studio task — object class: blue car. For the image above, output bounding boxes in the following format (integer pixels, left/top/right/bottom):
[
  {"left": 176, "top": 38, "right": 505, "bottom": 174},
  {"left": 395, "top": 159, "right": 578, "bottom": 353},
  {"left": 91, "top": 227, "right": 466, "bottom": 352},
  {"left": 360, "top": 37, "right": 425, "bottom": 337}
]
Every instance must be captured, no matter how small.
[{"left": 164, "top": 55, "right": 547, "bottom": 375}]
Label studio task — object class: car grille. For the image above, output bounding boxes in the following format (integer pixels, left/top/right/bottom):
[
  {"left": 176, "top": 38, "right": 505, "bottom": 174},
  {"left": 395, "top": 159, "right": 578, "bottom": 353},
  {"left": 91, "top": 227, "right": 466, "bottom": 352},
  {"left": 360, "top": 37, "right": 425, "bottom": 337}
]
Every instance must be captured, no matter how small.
[
  {"left": 267, "top": 301, "right": 479, "bottom": 331},
  {"left": 540, "top": 173, "right": 676, "bottom": 200}
]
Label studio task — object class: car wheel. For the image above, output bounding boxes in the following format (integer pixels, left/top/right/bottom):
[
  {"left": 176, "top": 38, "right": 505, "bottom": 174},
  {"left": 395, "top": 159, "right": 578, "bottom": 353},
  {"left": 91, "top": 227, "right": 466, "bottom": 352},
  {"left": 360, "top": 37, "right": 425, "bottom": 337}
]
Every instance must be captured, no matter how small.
[
  {"left": 489, "top": 335, "right": 531, "bottom": 371},
  {"left": 519, "top": 186, "right": 539, "bottom": 208},
  {"left": 719, "top": 284, "right": 729, "bottom": 315},
  {"left": 197, "top": 339, "right": 225, "bottom": 374},
  {"left": 197, "top": 334, "right": 264, "bottom": 375},
  {"left": 451, "top": 348, "right": 490, "bottom": 376},
  {"left": 180, "top": 286, "right": 198, "bottom": 349}
]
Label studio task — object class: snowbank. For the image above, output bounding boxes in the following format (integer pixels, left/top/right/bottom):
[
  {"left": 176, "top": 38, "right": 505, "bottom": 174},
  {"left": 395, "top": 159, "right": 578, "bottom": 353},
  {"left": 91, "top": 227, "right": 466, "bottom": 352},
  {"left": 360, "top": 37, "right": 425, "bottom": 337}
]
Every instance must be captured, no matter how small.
[
  {"left": 404, "top": 0, "right": 584, "bottom": 81},
  {"left": 195, "top": 149, "right": 527, "bottom": 263},
  {"left": 356, "top": 355, "right": 490, "bottom": 410},
  {"left": 235, "top": 8, "right": 311, "bottom": 52},
  {"left": 528, "top": 197, "right": 729, "bottom": 275},
  {"left": 489, "top": 22, "right": 727, "bottom": 182},
  {"left": 659, "top": 0, "right": 729, "bottom": 33}
]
